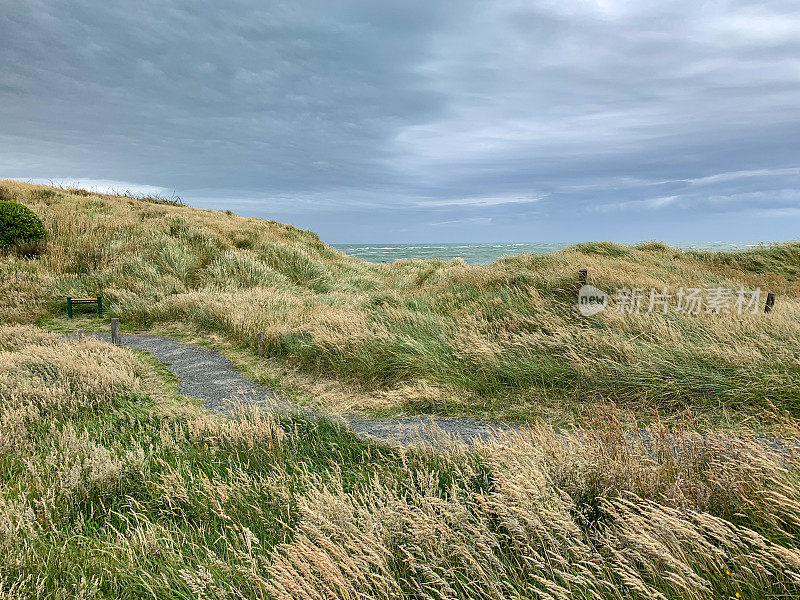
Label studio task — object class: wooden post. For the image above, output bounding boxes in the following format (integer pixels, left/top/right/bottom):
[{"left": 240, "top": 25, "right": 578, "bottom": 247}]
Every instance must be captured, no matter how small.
[
  {"left": 97, "top": 296, "right": 103, "bottom": 318},
  {"left": 765, "top": 293, "right": 775, "bottom": 313},
  {"left": 110, "top": 318, "right": 121, "bottom": 345},
  {"left": 579, "top": 269, "right": 588, "bottom": 286},
  {"left": 257, "top": 333, "right": 265, "bottom": 357},
  {"left": 67, "top": 297, "right": 73, "bottom": 319}
]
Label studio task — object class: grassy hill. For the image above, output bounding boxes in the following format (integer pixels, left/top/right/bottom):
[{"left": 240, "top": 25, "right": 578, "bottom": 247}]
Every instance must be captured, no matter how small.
[
  {"left": 2, "top": 180, "right": 800, "bottom": 599},
  {"left": 2, "top": 179, "right": 800, "bottom": 426}
]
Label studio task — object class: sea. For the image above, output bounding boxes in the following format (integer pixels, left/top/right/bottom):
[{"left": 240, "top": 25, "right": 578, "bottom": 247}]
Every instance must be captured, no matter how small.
[{"left": 332, "top": 242, "right": 770, "bottom": 265}]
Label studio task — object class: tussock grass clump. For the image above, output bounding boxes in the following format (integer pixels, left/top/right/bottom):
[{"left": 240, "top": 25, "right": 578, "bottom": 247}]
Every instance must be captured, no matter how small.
[
  {"left": 689, "top": 243, "right": 800, "bottom": 280},
  {"left": 266, "top": 427, "right": 800, "bottom": 600},
  {"left": 1, "top": 180, "right": 799, "bottom": 424},
  {"left": 2, "top": 327, "right": 799, "bottom": 598},
  {"left": 0, "top": 327, "right": 145, "bottom": 456}
]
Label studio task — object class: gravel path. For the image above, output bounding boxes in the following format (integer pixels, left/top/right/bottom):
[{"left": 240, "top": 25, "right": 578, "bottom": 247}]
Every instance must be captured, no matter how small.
[
  {"left": 91, "top": 333, "right": 519, "bottom": 446},
  {"left": 86, "top": 333, "right": 796, "bottom": 454}
]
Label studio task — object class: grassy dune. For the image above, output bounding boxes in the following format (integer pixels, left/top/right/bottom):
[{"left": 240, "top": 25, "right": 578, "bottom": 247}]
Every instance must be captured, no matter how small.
[
  {"left": 2, "top": 326, "right": 800, "bottom": 598},
  {"left": 2, "top": 180, "right": 800, "bottom": 426}
]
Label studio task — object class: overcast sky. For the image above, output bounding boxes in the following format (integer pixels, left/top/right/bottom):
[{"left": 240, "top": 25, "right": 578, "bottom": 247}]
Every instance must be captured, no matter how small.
[{"left": 2, "top": 0, "right": 799, "bottom": 243}]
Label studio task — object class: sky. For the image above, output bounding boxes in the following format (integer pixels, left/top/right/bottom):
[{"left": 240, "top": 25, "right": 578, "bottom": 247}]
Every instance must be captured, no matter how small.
[{"left": 2, "top": 0, "right": 799, "bottom": 243}]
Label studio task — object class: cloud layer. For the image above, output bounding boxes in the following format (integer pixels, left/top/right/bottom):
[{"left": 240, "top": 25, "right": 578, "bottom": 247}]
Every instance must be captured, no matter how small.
[{"left": 2, "top": 0, "right": 799, "bottom": 242}]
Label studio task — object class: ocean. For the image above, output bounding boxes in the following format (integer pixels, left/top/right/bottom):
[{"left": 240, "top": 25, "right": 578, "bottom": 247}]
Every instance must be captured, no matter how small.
[{"left": 332, "top": 242, "right": 768, "bottom": 265}]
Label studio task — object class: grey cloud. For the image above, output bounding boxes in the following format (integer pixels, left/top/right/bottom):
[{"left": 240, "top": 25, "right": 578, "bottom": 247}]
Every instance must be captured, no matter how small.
[{"left": 2, "top": 0, "right": 799, "bottom": 242}]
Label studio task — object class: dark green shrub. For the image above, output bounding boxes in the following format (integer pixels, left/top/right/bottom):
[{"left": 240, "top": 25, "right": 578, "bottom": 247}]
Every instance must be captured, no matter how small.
[{"left": 0, "top": 200, "right": 47, "bottom": 251}]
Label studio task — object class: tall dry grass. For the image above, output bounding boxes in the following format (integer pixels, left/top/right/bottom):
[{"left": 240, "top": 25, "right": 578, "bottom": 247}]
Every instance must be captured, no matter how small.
[
  {"left": 2, "top": 326, "right": 799, "bottom": 598},
  {"left": 2, "top": 180, "right": 799, "bottom": 424},
  {"left": 262, "top": 420, "right": 800, "bottom": 600}
]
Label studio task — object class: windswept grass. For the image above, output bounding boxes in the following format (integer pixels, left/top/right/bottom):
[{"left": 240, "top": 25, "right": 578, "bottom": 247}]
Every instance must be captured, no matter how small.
[
  {"left": 1, "top": 327, "right": 800, "bottom": 598},
  {"left": 2, "top": 180, "right": 799, "bottom": 425},
  {"left": 689, "top": 243, "right": 800, "bottom": 280}
]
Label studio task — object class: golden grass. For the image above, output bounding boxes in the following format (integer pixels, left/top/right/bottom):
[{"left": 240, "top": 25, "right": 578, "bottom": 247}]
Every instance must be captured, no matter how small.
[
  {"left": 2, "top": 179, "right": 799, "bottom": 426},
  {"left": 265, "top": 435, "right": 800, "bottom": 600},
  {"left": 1, "top": 326, "right": 800, "bottom": 598}
]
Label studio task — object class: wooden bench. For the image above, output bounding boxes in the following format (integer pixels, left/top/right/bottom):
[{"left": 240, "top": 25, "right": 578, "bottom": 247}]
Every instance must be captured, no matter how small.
[{"left": 67, "top": 297, "right": 102, "bottom": 319}]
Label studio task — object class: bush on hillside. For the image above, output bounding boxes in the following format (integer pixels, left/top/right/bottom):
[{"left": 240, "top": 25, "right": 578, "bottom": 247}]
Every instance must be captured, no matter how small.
[{"left": 0, "top": 199, "right": 47, "bottom": 255}]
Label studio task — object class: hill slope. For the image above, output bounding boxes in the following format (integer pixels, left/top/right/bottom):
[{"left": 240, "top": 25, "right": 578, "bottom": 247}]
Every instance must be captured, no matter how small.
[{"left": 2, "top": 180, "right": 799, "bottom": 426}]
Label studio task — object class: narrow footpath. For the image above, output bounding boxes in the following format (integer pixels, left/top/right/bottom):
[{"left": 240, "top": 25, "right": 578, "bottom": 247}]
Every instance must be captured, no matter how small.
[{"left": 93, "top": 333, "right": 519, "bottom": 446}]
